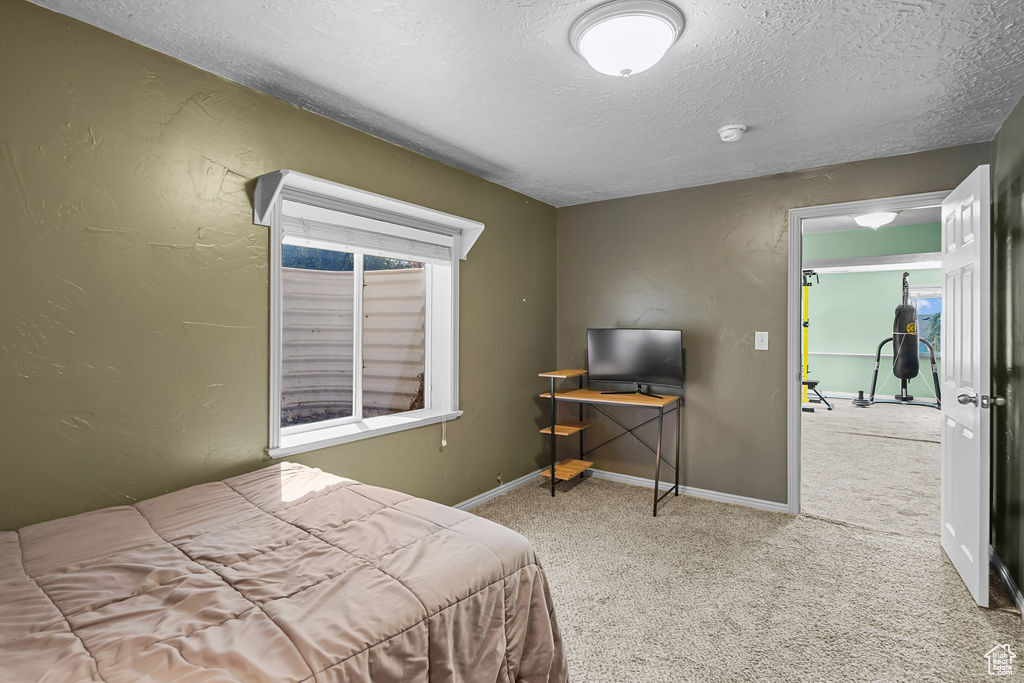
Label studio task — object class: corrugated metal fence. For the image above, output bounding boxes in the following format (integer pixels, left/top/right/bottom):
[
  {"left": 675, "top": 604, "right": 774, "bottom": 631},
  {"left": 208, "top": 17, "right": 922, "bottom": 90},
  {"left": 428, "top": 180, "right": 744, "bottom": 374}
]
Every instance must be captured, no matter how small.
[{"left": 281, "top": 268, "right": 426, "bottom": 425}]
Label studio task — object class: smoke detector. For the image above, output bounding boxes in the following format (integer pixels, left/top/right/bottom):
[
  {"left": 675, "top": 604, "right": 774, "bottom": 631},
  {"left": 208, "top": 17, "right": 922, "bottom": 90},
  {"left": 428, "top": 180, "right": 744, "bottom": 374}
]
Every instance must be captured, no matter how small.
[{"left": 718, "top": 124, "right": 747, "bottom": 142}]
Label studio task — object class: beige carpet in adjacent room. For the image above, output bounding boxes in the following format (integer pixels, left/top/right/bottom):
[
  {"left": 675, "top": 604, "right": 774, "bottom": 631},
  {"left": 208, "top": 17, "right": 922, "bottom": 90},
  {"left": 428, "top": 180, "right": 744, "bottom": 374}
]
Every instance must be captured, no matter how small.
[
  {"left": 801, "top": 400, "right": 941, "bottom": 537},
  {"left": 474, "top": 478, "right": 1023, "bottom": 682}
]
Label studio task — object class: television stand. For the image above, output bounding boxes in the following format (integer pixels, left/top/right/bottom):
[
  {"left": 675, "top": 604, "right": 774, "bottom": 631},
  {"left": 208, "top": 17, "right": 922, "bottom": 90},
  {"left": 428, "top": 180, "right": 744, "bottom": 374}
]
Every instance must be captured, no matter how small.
[{"left": 601, "top": 383, "right": 663, "bottom": 399}]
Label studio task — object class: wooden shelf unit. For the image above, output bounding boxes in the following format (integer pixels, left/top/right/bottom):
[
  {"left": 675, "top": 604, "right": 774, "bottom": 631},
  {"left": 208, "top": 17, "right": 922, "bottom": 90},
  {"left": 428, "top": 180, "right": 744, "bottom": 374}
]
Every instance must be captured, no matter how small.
[
  {"left": 539, "top": 421, "right": 591, "bottom": 436},
  {"left": 539, "top": 370, "right": 591, "bottom": 495},
  {"left": 538, "top": 369, "right": 588, "bottom": 379},
  {"left": 540, "top": 458, "right": 593, "bottom": 481}
]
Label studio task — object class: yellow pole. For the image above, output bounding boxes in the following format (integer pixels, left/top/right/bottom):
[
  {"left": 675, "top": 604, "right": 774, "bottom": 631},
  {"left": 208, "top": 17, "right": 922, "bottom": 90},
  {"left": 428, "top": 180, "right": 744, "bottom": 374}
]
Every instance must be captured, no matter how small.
[{"left": 802, "top": 280, "right": 809, "bottom": 403}]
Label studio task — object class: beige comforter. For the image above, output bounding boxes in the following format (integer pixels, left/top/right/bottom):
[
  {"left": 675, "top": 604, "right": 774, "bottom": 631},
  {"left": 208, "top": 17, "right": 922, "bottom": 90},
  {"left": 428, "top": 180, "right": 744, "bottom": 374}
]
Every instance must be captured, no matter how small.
[{"left": 0, "top": 462, "right": 567, "bottom": 682}]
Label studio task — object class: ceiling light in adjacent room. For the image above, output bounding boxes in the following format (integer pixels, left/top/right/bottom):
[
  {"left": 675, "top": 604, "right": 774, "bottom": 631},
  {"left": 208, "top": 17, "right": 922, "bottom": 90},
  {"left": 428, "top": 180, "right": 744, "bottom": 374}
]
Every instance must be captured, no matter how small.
[
  {"left": 570, "top": 0, "right": 685, "bottom": 77},
  {"left": 854, "top": 212, "right": 899, "bottom": 229}
]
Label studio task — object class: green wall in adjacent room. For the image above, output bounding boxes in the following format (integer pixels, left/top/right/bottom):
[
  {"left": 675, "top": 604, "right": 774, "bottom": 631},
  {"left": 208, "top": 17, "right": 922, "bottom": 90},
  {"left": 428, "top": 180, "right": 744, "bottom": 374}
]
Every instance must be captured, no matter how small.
[
  {"left": 802, "top": 222, "right": 941, "bottom": 261},
  {"left": 803, "top": 220, "right": 942, "bottom": 398},
  {"left": 805, "top": 269, "right": 942, "bottom": 398}
]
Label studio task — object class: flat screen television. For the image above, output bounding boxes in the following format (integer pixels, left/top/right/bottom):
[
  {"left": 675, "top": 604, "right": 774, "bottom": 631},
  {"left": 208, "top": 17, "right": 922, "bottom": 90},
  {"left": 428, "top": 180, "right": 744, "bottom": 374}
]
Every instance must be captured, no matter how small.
[{"left": 586, "top": 328, "right": 684, "bottom": 396}]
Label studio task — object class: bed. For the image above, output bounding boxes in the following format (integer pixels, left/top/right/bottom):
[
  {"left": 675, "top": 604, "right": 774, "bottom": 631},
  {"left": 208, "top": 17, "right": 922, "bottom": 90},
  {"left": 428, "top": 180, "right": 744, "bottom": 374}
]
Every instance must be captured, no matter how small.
[{"left": 0, "top": 462, "right": 567, "bottom": 682}]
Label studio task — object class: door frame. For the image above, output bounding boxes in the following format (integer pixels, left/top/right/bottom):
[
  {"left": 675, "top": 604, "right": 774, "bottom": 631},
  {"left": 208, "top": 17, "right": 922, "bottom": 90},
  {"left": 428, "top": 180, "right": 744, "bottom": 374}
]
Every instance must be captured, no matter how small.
[{"left": 785, "top": 190, "right": 952, "bottom": 514}]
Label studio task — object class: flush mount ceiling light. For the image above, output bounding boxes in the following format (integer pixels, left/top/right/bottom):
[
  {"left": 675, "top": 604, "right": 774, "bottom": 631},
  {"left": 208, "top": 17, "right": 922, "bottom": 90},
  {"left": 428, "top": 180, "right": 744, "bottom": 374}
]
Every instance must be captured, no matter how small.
[
  {"left": 570, "top": 0, "right": 685, "bottom": 77},
  {"left": 854, "top": 212, "right": 899, "bottom": 229}
]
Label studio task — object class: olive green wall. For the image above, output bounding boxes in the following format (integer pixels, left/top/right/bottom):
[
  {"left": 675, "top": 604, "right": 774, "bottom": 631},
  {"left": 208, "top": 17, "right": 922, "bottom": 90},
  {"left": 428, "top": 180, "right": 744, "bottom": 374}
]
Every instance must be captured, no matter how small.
[
  {"left": 991, "top": 94, "right": 1024, "bottom": 596},
  {"left": 0, "top": 0, "right": 556, "bottom": 530},
  {"left": 556, "top": 143, "right": 989, "bottom": 504}
]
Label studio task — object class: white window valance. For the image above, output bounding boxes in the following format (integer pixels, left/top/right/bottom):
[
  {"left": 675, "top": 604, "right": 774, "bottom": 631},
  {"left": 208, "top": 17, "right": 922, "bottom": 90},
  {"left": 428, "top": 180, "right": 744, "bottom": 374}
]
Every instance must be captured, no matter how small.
[{"left": 253, "top": 170, "right": 484, "bottom": 260}]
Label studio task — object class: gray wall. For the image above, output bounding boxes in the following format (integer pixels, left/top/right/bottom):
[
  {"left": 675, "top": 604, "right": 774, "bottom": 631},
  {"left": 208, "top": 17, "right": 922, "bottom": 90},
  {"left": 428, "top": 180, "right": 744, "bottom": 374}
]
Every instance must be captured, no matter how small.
[
  {"left": 0, "top": 0, "right": 556, "bottom": 530},
  {"left": 991, "top": 93, "right": 1024, "bottom": 594},
  {"left": 556, "top": 144, "right": 990, "bottom": 503}
]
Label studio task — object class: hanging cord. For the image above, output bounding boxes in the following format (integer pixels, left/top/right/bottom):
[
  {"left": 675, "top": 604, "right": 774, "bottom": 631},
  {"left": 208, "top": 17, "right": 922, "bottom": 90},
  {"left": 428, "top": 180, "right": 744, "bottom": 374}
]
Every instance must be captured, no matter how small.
[
  {"left": 876, "top": 363, "right": 895, "bottom": 396},
  {"left": 441, "top": 412, "right": 448, "bottom": 448}
]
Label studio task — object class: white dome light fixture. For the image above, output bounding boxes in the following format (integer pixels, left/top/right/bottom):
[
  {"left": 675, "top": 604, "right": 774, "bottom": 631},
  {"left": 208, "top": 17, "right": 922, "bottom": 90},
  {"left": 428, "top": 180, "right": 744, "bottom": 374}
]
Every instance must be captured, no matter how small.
[
  {"left": 570, "top": 0, "right": 685, "bottom": 77},
  {"left": 854, "top": 212, "right": 899, "bottom": 229}
]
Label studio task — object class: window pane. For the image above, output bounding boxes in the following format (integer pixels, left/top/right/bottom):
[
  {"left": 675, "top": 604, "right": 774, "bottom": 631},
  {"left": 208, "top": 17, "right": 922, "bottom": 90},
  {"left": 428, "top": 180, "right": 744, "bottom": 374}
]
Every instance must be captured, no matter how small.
[
  {"left": 911, "top": 296, "right": 942, "bottom": 353},
  {"left": 362, "top": 256, "right": 426, "bottom": 417},
  {"left": 281, "top": 245, "right": 354, "bottom": 427}
]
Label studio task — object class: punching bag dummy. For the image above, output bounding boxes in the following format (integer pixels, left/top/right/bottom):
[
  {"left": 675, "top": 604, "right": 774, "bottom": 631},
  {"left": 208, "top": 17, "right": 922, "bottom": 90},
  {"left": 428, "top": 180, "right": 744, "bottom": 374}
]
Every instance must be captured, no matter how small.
[{"left": 892, "top": 273, "right": 919, "bottom": 380}]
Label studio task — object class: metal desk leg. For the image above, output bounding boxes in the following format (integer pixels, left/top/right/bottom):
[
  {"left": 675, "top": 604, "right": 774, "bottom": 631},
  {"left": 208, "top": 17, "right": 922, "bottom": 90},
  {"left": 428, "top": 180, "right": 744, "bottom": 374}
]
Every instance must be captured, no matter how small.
[
  {"left": 578, "top": 376, "right": 584, "bottom": 466},
  {"left": 653, "top": 407, "right": 664, "bottom": 516},
  {"left": 675, "top": 408, "right": 681, "bottom": 496},
  {"left": 550, "top": 377, "right": 556, "bottom": 497}
]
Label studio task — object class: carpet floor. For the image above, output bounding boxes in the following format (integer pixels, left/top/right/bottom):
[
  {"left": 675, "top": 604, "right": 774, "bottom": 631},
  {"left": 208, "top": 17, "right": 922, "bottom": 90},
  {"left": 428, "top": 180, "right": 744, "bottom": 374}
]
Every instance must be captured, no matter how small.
[
  {"left": 474, "top": 478, "right": 1024, "bottom": 682},
  {"left": 801, "top": 400, "right": 942, "bottom": 537}
]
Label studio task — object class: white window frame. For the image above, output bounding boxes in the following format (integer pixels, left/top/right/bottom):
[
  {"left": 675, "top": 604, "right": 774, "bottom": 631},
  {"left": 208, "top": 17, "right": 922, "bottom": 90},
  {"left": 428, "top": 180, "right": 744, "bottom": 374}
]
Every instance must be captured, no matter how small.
[
  {"left": 254, "top": 170, "right": 483, "bottom": 458},
  {"left": 908, "top": 284, "right": 942, "bottom": 300}
]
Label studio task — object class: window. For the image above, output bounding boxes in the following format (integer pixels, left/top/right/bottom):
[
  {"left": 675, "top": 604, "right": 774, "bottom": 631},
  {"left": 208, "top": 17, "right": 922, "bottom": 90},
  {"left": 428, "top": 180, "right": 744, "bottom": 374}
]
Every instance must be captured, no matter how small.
[
  {"left": 909, "top": 285, "right": 942, "bottom": 353},
  {"left": 254, "top": 171, "right": 484, "bottom": 457}
]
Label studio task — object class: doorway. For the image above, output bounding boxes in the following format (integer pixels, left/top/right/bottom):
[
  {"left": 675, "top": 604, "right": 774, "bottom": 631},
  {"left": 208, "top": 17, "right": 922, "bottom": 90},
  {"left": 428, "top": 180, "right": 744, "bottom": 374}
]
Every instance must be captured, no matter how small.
[
  {"left": 787, "top": 169, "right": 1005, "bottom": 609},
  {"left": 799, "top": 198, "right": 944, "bottom": 535},
  {"left": 785, "top": 190, "right": 949, "bottom": 530}
]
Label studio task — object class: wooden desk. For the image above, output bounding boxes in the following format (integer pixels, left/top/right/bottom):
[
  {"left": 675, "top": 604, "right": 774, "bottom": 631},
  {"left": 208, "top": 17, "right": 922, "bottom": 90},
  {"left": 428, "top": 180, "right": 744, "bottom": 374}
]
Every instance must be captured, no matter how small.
[
  {"left": 539, "top": 388, "right": 678, "bottom": 409},
  {"left": 538, "top": 375, "right": 681, "bottom": 516}
]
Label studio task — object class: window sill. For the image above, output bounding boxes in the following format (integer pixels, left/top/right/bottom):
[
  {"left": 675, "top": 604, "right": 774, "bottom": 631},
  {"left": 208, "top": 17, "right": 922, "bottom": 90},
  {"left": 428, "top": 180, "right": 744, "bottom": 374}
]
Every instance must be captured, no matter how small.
[{"left": 268, "top": 409, "right": 463, "bottom": 458}]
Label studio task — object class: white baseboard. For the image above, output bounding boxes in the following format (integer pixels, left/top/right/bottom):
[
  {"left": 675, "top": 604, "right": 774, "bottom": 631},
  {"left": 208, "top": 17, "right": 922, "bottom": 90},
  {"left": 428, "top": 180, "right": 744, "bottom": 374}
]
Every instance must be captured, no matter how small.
[
  {"left": 990, "top": 545, "right": 1024, "bottom": 619},
  {"left": 454, "top": 468, "right": 543, "bottom": 511},
  {"left": 453, "top": 465, "right": 789, "bottom": 515},
  {"left": 588, "top": 469, "right": 790, "bottom": 514}
]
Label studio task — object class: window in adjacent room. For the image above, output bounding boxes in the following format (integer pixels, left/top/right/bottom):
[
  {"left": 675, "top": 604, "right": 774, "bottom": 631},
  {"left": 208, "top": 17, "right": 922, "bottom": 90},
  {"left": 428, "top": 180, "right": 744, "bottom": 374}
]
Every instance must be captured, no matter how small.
[
  {"left": 909, "top": 284, "right": 942, "bottom": 353},
  {"left": 253, "top": 170, "right": 483, "bottom": 457}
]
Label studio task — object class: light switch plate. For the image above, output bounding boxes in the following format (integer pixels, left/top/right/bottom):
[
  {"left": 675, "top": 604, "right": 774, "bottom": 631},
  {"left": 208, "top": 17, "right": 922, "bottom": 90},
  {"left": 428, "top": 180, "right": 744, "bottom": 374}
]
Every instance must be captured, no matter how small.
[{"left": 754, "top": 331, "right": 769, "bottom": 350}]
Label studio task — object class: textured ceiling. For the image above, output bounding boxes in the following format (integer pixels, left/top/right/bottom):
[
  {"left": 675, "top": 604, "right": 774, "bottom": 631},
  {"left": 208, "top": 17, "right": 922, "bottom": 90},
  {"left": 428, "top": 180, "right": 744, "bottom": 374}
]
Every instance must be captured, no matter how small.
[{"left": 30, "top": 0, "right": 1024, "bottom": 206}]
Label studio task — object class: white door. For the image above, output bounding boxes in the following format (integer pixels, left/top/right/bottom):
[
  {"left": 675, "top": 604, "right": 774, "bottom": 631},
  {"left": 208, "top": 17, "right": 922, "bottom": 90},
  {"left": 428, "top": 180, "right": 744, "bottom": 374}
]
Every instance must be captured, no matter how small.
[{"left": 940, "top": 165, "right": 991, "bottom": 607}]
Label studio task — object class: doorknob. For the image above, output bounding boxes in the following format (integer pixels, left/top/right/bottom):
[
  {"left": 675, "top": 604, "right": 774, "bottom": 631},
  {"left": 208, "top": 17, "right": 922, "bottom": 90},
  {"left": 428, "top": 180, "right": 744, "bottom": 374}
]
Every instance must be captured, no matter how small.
[
  {"left": 957, "top": 393, "right": 978, "bottom": 405},
  {"left": 981, "top": 395, "right": 1007, "bottom": 408}
]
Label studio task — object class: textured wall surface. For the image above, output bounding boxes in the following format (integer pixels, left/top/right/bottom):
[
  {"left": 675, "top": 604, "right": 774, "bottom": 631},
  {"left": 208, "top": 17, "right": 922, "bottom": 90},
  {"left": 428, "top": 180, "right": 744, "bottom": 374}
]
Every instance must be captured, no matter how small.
[
  {"left": 26, "top": 0, "right": 1024, "bottom": 206},
  {"left": 991, "top": 94, "right": 1024, "bottom": 596},
  {"left": 0, "top": 0, "right": 556, "bottom": 530},
  {"left": 556, "top": 144, "right": 989, "bottom": 504}
]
